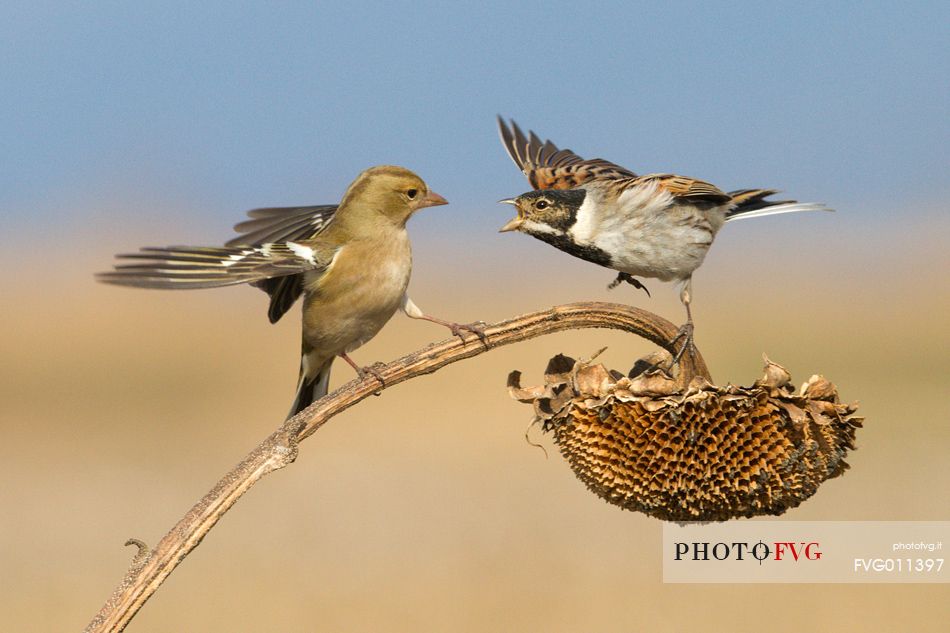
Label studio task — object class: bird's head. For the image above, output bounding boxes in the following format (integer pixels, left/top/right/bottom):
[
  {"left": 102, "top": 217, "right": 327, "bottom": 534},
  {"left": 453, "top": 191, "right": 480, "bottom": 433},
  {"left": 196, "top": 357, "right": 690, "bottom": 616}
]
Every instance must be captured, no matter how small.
[
  {"left": 343, "top": 165, "right": 448, "bottom": 226},
  {"left": 498, "top": 189, "right": 587, "bottom": 236}
]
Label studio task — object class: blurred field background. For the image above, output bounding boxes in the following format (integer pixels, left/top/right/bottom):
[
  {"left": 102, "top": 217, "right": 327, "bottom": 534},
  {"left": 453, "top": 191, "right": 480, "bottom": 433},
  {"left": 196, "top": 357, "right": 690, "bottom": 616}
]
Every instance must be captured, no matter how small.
[
  {"left": 2, "top": 2, "right": 948, "bottom": 631},
  {"left": 3, "top": 206, "right": 948, "bottom": 631}
]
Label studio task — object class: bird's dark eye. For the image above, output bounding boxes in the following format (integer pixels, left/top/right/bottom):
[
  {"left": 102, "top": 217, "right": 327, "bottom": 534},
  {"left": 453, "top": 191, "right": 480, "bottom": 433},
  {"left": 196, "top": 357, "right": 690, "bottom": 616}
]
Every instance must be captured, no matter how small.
[
  {"left": 407, "top": 189, "right": 418, "bottom": 199},
  {"left": 535, "top": 199, "right": 549, "bottom": 210}
]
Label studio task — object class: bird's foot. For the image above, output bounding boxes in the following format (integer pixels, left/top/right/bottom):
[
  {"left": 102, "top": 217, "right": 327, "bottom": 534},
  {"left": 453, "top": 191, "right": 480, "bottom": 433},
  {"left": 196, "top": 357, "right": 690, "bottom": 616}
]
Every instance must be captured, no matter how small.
[
  {"left": 357, "top": 363, "right": 386, "bottom": 397},
  {"left": 356, "top": 363, "right": 386, "bottom": 387},
  {"left": 340, "top": 353, "right": 386, "bottom": 391},
  {"left": 607, "top": 272, "right": 651, "bottom": 297},
  {"left": 447, "top": 321, "right": 488, "bottom": 345},
  {"left": 669, "top": 321, "right": 695, "bottom": 366}
]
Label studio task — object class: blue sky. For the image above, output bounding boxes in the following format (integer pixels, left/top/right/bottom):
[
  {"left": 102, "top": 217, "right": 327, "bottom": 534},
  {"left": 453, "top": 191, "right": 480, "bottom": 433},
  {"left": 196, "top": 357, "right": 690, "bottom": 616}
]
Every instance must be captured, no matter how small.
[{"left": 2, "top": 1, "right": 947, "bottom": 245}]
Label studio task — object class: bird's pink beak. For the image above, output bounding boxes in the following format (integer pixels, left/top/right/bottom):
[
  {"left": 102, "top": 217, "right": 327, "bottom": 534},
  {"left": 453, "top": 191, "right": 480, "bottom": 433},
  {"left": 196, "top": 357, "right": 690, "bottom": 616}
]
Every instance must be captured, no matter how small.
[{"left": 418, "top": 190, "right": 448, "bottom": 209}]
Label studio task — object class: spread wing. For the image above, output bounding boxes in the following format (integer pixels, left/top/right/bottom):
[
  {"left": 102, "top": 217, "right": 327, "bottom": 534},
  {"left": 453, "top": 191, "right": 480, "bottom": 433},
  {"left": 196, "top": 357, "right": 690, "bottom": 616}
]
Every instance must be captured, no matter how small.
[
  {"left": 225, "top": 204, "right": 338, "bottom": 247},
  {"left": 96, "top": 242, "right": 332, "bottom": 291},
  {"left": 497, "top": 117, "right": 637, "bottom": 190},
  {"left": 224, "top": 204, "right": 338, "bottom": 323}
]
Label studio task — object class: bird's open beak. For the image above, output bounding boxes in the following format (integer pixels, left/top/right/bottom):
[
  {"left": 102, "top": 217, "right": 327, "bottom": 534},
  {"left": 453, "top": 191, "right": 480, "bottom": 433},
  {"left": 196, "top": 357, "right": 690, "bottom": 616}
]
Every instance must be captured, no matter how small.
[
  {"left": 418, "top": 190, "right": 448, "bottom": 209},
  {"left": 498, "top": 216, "right": 523, "bottom": 233},
  {"left": 497, "top": 198, "right": 522, "bottom": 232}
]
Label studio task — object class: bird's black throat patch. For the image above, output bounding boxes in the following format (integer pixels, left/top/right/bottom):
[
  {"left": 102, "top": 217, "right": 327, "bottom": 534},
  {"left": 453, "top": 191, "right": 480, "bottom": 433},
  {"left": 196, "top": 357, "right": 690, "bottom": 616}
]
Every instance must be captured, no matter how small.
[
  {"left": 529, "top": 230, "right": 613, "bottom": 268},
  {"left": 517, "top": 188, "right": 613, "bottom": 267}
]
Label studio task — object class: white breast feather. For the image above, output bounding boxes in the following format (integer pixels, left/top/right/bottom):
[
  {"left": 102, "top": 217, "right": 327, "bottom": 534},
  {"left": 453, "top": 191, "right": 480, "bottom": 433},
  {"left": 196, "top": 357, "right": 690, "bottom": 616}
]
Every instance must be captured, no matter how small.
[
  {"left": 567, "top": 194, "right": 600, "bottom": 244},
  {"left": 572, "top": 181, "right": 722, "bottom": 281},
  {"left": 570, "top": 181, "right": 675, "bottom": 249}
]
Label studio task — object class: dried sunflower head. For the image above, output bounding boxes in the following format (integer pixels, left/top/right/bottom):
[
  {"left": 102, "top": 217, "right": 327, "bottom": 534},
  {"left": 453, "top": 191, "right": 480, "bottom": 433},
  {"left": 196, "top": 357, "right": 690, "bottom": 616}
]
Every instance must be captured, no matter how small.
[{"left": 508, "top": 353, "right": 863, "bottom": 522}]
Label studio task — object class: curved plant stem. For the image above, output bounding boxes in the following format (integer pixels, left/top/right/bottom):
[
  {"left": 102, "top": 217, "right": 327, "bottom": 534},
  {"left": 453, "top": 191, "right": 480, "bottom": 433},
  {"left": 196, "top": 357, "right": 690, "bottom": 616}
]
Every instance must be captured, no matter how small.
[{"left": 85, "top": 302, "right": 708, "bottom": 632}]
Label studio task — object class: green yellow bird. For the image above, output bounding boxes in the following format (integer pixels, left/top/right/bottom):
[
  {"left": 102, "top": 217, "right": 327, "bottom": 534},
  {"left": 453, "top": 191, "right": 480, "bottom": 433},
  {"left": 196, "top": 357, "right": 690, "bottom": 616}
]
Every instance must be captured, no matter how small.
[{"left": 98, "top": 165, "right": 482, "bottom": 417}]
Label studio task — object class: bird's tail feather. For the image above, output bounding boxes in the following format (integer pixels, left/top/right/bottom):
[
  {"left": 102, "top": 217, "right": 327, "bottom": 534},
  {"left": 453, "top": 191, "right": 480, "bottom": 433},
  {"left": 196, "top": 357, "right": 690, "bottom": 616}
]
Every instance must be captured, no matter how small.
[
  {"left": 725, "top": 189, "right": 833, "bottom": 222},
  {"left": 287, "top": 356, "right": 333, "bottom": 419}
]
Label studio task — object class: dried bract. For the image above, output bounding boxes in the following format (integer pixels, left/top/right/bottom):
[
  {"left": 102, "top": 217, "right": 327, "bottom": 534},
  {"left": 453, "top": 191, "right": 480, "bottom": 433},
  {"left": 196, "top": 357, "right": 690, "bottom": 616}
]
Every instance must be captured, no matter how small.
[{"left": 508, "top": 354, "right": 863, "bottom": 522}]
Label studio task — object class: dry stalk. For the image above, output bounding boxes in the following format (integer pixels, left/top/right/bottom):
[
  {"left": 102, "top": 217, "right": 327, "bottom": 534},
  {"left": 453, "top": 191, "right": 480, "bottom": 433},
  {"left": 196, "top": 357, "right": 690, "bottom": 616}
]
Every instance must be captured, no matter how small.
[{"left": 85, "top": 301, "right": 705, "bottom": 632}]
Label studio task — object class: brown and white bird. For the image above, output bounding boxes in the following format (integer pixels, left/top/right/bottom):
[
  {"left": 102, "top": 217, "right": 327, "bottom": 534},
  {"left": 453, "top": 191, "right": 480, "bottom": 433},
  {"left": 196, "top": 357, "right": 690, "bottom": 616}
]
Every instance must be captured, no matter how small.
[
  {"left": 496, "top": 117, "right": 831, "bottom": 357},
  {"left": 98, "top": 165, "right": 480, "bottom": 418}
]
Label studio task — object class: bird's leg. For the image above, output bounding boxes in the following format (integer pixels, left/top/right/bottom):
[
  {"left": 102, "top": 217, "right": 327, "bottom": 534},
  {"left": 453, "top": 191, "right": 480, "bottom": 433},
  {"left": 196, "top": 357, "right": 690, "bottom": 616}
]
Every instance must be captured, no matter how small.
[
  {"left": 607, "top": 272, "right": 651, "bottom": 297},
  {"left": 670, "top": 279, "right": 695, "bottom": 366},
  {"left": 338, "top": 352, "right": 385, "bottom": 387},
  {"left": 401, "top": 295, "right": 488, "bottom": 344}
]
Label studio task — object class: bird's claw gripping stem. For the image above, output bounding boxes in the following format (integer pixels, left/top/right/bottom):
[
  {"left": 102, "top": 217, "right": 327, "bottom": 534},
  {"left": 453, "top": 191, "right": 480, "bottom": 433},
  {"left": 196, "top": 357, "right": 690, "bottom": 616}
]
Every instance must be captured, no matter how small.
[{"left": 449, "top": 321, "right": 488, "bottom": 345}]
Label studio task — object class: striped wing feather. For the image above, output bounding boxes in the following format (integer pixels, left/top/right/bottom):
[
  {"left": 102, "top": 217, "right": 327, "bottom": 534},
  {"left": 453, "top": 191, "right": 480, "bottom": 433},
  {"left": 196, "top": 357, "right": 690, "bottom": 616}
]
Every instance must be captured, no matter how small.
[
  {"left": 226, "top": 204, "right": 338, "bottom": 322},
  {"left": 96, "top": 243, "right": 326, "bottom": 291},
  {"left": 636, "top": 173, "right": 732, "bottom": 203},
  {"left": 225, "top": 204, "right": 337, "bottom": 247},
  {"left": 498, "top": 117, "right": 637, "bottom": 190}
]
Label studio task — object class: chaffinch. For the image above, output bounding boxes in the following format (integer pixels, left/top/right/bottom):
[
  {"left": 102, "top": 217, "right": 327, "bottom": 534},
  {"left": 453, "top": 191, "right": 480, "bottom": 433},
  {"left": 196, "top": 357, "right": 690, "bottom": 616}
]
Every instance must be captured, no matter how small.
[{"left": 99, "top": 165, "right": 482, "bottom": 417}]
